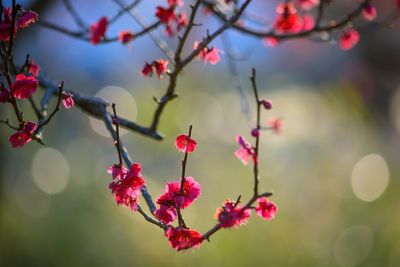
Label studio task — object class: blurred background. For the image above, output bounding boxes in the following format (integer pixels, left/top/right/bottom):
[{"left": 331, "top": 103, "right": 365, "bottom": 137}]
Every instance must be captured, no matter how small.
[{"left": 1, "top": 0, "right": 400, "bottom": 266}]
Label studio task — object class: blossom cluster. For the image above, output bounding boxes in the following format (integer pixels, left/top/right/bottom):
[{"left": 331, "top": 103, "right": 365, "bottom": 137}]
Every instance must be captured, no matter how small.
[
  {"left": 0, "top": 5, "right": 74, "bottom": 149},
  {"left": 156, "top": 0, "right": 187, "bottom": 37}
]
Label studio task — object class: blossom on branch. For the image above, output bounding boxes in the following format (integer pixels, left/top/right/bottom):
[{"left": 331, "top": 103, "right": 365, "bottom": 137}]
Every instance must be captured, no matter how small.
[
  {"left": 234, "top": 135, "right": 256, "bottom": 165},
  {"left": 157, "top": 176, "right": 201, "bottom": 209},
  {"left": 194, "top": 41, "right": 222, "bottom": 65},
  {"left": 90, "top": 17, "right": 108, "bottom": 45},
  {"left": 339, "top": 29, "right": 360, "bottom": 51},
  {"left": 165, "top": 227, "right": 203, "bottom": 251},
  {"left": 108, "top": 162, "right": 145, "bottom": 211},
  {"left": 175, "top": 134, "right": 197, "bottom": 153},
  {"left": 296, "top": 0, "right": 319, "bottom": 10},
  {"left": 10, "top": 74, "right": 38, "bottom": 99},
  {"left": 141, "top": 60, "right": 169, "bottom": 79},
  {"left": 28, "top": 59, "right": 40, "bottom": 77},
  {"left": 255, "top": 197, "right": 278, "bottom": 220},
  {"left": 8, "top": 121, "right": 37, "bottom": 148},
  {"left": 154, "top": 205, "right": 178, "bottom": 224},
  {"left": 362, "top": 4, "right": 377, "bottom": 21},
  {"left": 62, "top": 92, "right": 74, "bottom": 109},
  {"left": 118, "top": 30, "right": 134, "bottom": 44},
  {"left": 215, "top": 200, "right": 251, "bottom": 228}
]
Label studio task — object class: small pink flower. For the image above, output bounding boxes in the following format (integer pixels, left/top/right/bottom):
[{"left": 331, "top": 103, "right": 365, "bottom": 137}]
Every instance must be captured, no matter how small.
[
  {"left": 10, "top": 74, "right": 38, "bottom": 99},
  {"left": 175, "top": 13, "right": 187, "bottom": 32},
  {"left": 156, "top": 6, "right": 175, "bottom": 24},
  {"left": 302, "top": 15, "right": 315, "bottom": 31},
  {"left": 62, "top": 92, "right": 74, "bottom": 109},
  {"left": 8, "top": 121, "right": 37, "bottom": 148},
  {"left": 268, "top": 118, "right": 283, "bottom": 134},
  {"left": 168, "top": 0, "right": 184, "bottom": 7},
  {"left": 153, "top": 60, "right": 169, "bottom": 78},
  {"left": 339, "top": 29, "right": 360, "bottom": 51},
  {"left": 141, "top": 62, "right": 153, "bottom": 77},
  {"left": 28, "top": 59, "right": 40, "bottom": 77},
  {"left": 165, "top": 227, "right": 203, "bottom": 251},
  {"left": 255, "top": 197, "right": 278, "bottom": 220},
  {"left": 118, "top": 30, "right": 134, "bottom": 44},
  {"left": 90, "top": 17, "right": 108, "bottom": 45},
  {"left": 157, "top": 176, "right": 201, "bottom": 209},
  {"left": 154, "top": 205, "right": 177, "bottom": 224},
  {"left": 175, "top": 134, "right": 197, "bottom": 153},
  {"left": 296, "top": 0, "right": 319, "bottom": 10},
  {"left": 263, "top": 37, "right": 279, "bottom": 48},
  {"left": 215, "top": 200, "right": 251, "bottom": 228},
  {"left": 107, "top": 164, "right": 128, "bottom": 180},
  {"left": 261, "top": 99, "right": 272, "bottom": 110},
  {"left": 234, "top": 135, "right": 256, "bottom": 165},
  {"left": 362, "top": 4, "right": 377, "bottom": 21},
  {"left": 273, "top": 3, "right": 303, "bottom": 34},
  {"left": 17, "top": 10, "right": 39, "bottom": 29},
  {"left": 194, "top": 41, "right": 222, "bottom": 65},
  {"left": 109, "top": 162, "right": 145, "bottom": 211},
  {"left": 141, "top": 60, "right": 169, "bottom": 78}
]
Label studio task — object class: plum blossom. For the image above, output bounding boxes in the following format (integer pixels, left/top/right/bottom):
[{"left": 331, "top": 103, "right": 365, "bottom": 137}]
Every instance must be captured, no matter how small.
[
  {"left": 268, "top": 118, "right": 283, "bottom": 134},
  {"left": 339, "top": 29, "right": 360, "bottom": 51},
  {"left": 118, "top": 30, "right": 134, "bottom": 44},
  {"left": 362, "top": 4, "right": 377, "bottom": 21},
  {"left": 215, "top": 200, "right": 251, "bottom": 228},
  {"left": 194, "top": 41, "right": 222, "bottom": 65},
  {"left": 165, "top": 227, "right": 203, "bottom": 251},
  {"left": 8, "top": 121, "right": 37, "bottom": 148},
  {"left": 62, "top": 92, "right": 74, "bottom": 109},
  {"left": 90, "top": 17, "right": 108, "bottom": 45},
  {"left": 141, "top": 60, "right": 169, "bottom": 79},
  {"left": 234, "top": 135, "right": 256, "bottom": 165},
  {"left": 10, "top": 74, "right": 38, "bottom": 99},
  {"left": 255, "top": 197, "right": 278, "bottom": 220},
  {"left": 175, "top": 134, "right": 197, "bottom": 153},
  {"left": 154, "top": 205, "right": 178, "bottom": 224}
]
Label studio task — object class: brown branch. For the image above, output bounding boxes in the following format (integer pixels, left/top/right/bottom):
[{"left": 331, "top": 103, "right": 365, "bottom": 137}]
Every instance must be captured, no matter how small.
[
  {"left": 200, "top": 0, "right": 371, "bottom": 41},
  {"left": 37, "top": 81, "right": 63, "bottom": 129},
  {"left": 202, "top": 68, "right": 272, "bottom": 242}
]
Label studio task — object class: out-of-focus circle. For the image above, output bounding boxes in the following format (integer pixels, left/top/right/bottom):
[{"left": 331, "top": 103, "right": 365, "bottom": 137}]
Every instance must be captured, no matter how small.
[
  {"left": 14, "top": 172, "right": 51, "bottom": 218},
  {"left": 351, "top": 154, "right": 389, "bottom": 202},
  {"left": 389, "top": 241, "right": 400, "bottom": 267},
  {"left": 333, "top": 225, "right": 373, "bottom": 267},
  {"left": 175, "top": 93, "right": 223, "bottom": 139},
  {"left": 32, "top": 147, "right": 70, "bottom": 195},
  {"left": 89, "top": 86, "right": 137, "bottom": 137}
]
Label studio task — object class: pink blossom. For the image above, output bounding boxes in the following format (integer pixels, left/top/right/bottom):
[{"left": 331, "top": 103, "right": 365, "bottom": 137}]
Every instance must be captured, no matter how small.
[
  {"left": 17, "top": 10, "right": 39, "bottom": 29},
  {"left": 215, "top": 200, "right": 251, "bottom": 228},
  {"left": 165, "top": 227, "right": 203, "bottom": 251},
  {"left": 28, "top": 59, "right": 40, "bottom": 77},
  {"left": 109, "top": 162, "right": 145, "bottom": 211},
  {"left": 273, "top": 3, "right": 303, "bottom": 34},
  {"left": 234, "top": 135, "right": 256, "bottom": 165},
  {"left": 8, "top": 121, "right": 37, "bottom": 148},
  {"left": 296, "top": 0, "right": 319, "bottom": 10},
  {"left": 175, "top": 13, "right": 187, "bottom": 32},
  {"left": 156, "top": 6, "right": 175, "bottom": 24},
  {"left": 255, "top": 197, "right": 278, "bottom": 220},
  {"left": 62, "top": 92, "right": 74, "bottom": 109},
  {"left": 10, "top": 74, "right": 38, "bottom": 99},
  {"left": 175, "top": 134, "right": 197, "bottom": 153},
  {"left": 141, "top": 60, "right": 169, "bottom": 78},
  {"left": 339, "top": 29, "right": 360, "bottom": 51},
  {"left": 302, "top": 15, "right": 315, "bottom": 31},
  {"left": 194, "top": 41, "right": 222, "bottom": 65},
  {"left": 107, "top": 164, "right": 128, "bottom": 180},
  {"left": 268, "top": 118, "right": 283, "bottom": 134},
  {"left": 362, "top": 4, "right": 377, "bottom": 21},
  {"left": 157, "top": 176, "right": 201, "bottom": 209},
  {"left": 118, "top": 30, "right": 134, "bottom": 44},
  {"left": 263, "top": 37, "right": 279, "bottom": 47},
  {"left": 90, "top": 17, "right": 108, "bottom": 45},
  {"left": 154, "top": 205, "right": 177, "bottom": 224},
  {"left": 168, "top": 0, "right": 184, "bottom": 7}
]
